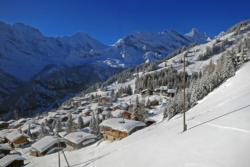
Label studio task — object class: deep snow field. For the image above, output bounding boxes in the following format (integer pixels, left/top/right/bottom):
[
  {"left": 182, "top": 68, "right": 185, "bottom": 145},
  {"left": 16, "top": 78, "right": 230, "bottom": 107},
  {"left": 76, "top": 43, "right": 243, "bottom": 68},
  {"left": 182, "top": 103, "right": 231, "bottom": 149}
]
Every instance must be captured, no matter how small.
[{"left": 26, "top": 62, "right": 250, "bottom": 167}]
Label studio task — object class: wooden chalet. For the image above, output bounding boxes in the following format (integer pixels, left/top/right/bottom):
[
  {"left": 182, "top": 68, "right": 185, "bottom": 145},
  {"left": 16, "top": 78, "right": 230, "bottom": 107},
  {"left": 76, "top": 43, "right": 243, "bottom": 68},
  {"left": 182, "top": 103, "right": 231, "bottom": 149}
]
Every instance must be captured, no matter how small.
[
  {"left": 98, "top": 96, "right": 112, "bottom": 105},
  {"left": 141, "top": 89, "right": 153, "bottom": 96},
  {"left": 64, "top": 131, "right": 96, "bottom": 150},
  {"left": 0, "top": 144, "right": 12, "bottom": 158},
  {"left": 5, "top": 130, "right": 29, "bottom": 147},
  {"left": 0, "top": 154, "right": 25, "bottom": 167},
  {"left": 100, "top": 118, "right": 146, "bottom": 141},
  {"left": 30, "top": 135, "right": 66, "bottom": 157},
  {"left": 0, "top": 121, "right": 9, "bottom": 130}
]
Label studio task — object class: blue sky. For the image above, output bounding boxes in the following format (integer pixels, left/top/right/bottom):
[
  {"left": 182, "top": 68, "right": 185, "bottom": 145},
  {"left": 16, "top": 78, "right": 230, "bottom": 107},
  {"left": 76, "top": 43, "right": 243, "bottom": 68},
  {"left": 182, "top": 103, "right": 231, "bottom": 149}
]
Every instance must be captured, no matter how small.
[{"left": 0, "top": 0, "right": 250, "bottom": 44}]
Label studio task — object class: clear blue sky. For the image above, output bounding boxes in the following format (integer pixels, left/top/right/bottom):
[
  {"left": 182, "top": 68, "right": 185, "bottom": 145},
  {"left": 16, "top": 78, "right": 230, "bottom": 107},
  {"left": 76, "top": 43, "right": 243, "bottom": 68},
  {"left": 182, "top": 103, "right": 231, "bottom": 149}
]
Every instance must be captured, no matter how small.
[{"left": 0, "top": 0, "right": 250, "bottom": 44}]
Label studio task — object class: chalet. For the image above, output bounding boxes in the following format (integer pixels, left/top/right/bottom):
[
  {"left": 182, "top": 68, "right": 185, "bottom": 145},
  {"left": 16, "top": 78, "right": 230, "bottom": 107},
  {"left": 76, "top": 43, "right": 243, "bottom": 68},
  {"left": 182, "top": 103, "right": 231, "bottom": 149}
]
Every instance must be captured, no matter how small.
[
  {"left": 144, "top": 118, "right": 156, "bottom": 126},
  {"left": 0, "top": 144, "right": 12, "bottom": 158},
  {"left": 0, "top": 121, "right": 9, "bottom": 130},
  {"left": 0, "top": 130, "right": 11, "bottom": 143},
  {"left": 98, "top": 96, "right": 112, "bottom": 105},
  {"left": 167, "top": 89, "right": 176, "bottom": 97},
  {"left": 82, "top": 108, "right": 92, "bottom": 116},
  {"left": 5, "top": 130, "right": 29, "bottom": 147},
  {"left": 154, "top": 87, "right": 176, "bottom": 97},
  {"left": 0, "top": 154, "right": 25, "bottom": 167},
  {"left": 21, "top": 123, "right": 41, "bottom": 139},
  {"left": 64, "top": 131, "right": 96, "bottom": 150},
  {"left": 111, "top": 109, "right": 126, "bottom": 118},
  {"left": 8, "top": 119, "right": 27, "bottom": 129},
  {"left": 30, "top": 136, "right": 66, "bottom": 157},
  {"left": 62, "top": 105, "right": 73, "bottom": 110},
  {"left": 122, "top": 111, "right": 133, "bottom": 119},
  {"left": 154, "top": 86, "right": 168, "bottom": 94},
  {"left": 141, "top": 89, "right": 153, "bottom": 96},
  {"left": 100, "top": 118, "right": 146, "bottom": 141}
]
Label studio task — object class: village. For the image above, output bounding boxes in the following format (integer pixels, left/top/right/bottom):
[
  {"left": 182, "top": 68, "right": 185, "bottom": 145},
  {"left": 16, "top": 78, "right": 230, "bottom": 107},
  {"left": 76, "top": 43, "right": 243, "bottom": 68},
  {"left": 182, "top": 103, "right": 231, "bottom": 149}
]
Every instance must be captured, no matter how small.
[
  {"left": 0, "top": 84, "right": 176, "bottom": 166},
  {"left": 0, "top": 18, "right": 250, "bottom": 167}
]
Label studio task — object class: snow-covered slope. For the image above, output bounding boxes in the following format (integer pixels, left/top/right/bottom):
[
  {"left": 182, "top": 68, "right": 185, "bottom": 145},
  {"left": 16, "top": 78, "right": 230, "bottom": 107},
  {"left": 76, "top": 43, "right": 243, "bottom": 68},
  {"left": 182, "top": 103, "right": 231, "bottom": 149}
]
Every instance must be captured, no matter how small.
[{"left": 27, "top": 61, "right": 250, "bottom": 167}]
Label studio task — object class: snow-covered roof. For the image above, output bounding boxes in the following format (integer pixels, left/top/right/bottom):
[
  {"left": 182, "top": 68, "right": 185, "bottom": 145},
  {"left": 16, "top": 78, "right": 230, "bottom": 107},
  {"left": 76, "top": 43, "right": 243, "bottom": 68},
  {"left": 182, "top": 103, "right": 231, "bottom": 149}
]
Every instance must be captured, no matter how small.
[
  {"left": 167, "top": 89, "right": 177, "bottom": 94},
  {"left": 64, "top": 131, "right": 96, "bottom": 145},
  {"left": 5, "top": 130, "right": 28, "bottom": 142},
  {"left": 0, "top": 129, "right": 11, "bottom": 138},
  {"left": 0, "top": 154, "right": 25, "bottom": 167},
  {"left": 31, "top": 136, "right": 62, "bottom": 153},
  {"left": 111, "top": 109, "right": 126, "bottom": 118},
  {"left": 100, "top": 118, "right": 146, "bottom": 133},
  {"left": 0, "top": 143, "right": 12, "bottom": 151}
]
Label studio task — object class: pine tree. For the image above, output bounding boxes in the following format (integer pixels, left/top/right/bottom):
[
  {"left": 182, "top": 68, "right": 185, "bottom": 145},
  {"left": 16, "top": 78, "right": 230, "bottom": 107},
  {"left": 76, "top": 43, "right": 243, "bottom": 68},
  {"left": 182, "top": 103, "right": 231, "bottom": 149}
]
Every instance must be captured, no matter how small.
[
  {"left": 89, "top": 112, "right": 100, "bottom": 135},
  {"left": 39, "top": 122, "right": 48, "bottom": 139},
  {"left": 27, "top": 124, "right": 32, "bottom": 139},
  {"left": 55, "top": 119, "right": 62, "bottom": 135},
  {"left": 67, "top": 113, "right": 74, "bottom": 133},
  {"left": 132, "top": 103, "right": 147, "bottom": 122},
  {"left": 78, "top": 116, "right": 84, "bottom": 129}
]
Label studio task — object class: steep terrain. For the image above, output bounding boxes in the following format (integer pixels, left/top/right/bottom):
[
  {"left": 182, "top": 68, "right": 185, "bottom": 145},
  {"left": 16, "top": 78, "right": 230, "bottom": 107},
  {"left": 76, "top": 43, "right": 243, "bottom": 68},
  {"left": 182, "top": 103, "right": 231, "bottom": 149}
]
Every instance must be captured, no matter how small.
[
  {"left": 27, "top": 60, "right": 250, "bottom": 167},
  {"left": 0, "top": 21, "right": 202, "bottom": 116}
]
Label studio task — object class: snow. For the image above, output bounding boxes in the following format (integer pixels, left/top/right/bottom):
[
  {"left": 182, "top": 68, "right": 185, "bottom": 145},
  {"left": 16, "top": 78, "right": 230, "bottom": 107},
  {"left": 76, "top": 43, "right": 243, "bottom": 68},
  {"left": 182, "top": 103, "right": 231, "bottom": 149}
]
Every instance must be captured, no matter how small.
[
  {"left": 31, "top": 136, "right": 61, "bottom": 153},
  {"left": 5, "top": 130, "right": 27, "bottom": 142},
  {"left": 0, "top": 143, "right": 12, "bottom": 151},
  {"left": 0, "top": 154, "right": 25, "bottom": 167},
  {"left": 100, "top": 118, "right": 146, "bottom": 133},
  {"left": 27, "top": 62, "right": 250, "bottom": 167},
  {"left": 64, "top": 131, "right": 96, "bottom": 145}
]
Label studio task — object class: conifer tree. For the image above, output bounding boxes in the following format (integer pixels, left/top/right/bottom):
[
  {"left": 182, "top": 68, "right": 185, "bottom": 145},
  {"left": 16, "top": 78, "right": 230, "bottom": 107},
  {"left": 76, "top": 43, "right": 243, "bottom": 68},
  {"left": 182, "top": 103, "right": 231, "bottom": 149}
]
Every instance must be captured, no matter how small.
[{"left": 78, "top": 116, "right": 84, "bottom": 129}]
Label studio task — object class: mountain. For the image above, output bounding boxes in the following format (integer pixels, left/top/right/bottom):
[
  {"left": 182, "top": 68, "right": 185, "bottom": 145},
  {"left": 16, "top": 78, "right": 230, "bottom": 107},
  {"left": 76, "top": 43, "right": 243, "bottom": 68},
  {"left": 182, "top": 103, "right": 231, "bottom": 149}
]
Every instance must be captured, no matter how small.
[
  {"left": 185, "top": 28, "right": 210, "bottom": 44},
  {"left": 106, "top": 30, "right": 191, "bottom": 66},
  {"left": 0, "top": 21, "right": 109, "bottom": 80},
  {"left": 0, "top": 21, "right": 197, "bottom": 117}
]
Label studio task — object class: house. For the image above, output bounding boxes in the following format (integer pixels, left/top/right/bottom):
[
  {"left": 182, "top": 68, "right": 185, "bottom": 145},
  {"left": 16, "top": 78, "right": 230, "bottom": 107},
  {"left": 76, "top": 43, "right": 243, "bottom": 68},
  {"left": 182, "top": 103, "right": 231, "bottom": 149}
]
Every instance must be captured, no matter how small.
[
  {"left": 154, "top": 86, "right": 168, "bottom": 94},
  {"left": 5, "top": 130, "right": 29, "bottom": 147},
  {"left": 122, "top": 111, "right": 133, "bottom": 119},
  {"left": 111, "top": 109, "right": 126, "bottom": 118},
  {"left": 0, "top": 144, "right": 12, "bottom": 158},
  {"left": 141, "top": 89, "right": 153, "bottom": 96},
  {"left": 21, "top": 123, "right": 41, "bottom": 139},
  {"left": 0, "top": 121, "right": 9, "bottom": 130},
  {"left": 0, "top": 130, "right": 11, "bottom": 143},
  {"left": 98, "top": 96, "right": 112, "bottom": 105},
  {"left": 8, "top": 119, "right": 27, "bottom": 129},
  {"left": 30, "top": 136, "right": 66, "bottom": 157},
  {"left": 167, "top": 89, "right": 176, "bottom": 97},
  {"left": 100, "top": 118, "right": 146, "bottom": 141},
  {"left": 64, "top": 131, "right": 96, "bottom": 150},
  {"left": 0, "top": 154, "right": 25, "bottom": 167},
  {"left": 154, "top": 87, "right": 176, "bottom": 97}
]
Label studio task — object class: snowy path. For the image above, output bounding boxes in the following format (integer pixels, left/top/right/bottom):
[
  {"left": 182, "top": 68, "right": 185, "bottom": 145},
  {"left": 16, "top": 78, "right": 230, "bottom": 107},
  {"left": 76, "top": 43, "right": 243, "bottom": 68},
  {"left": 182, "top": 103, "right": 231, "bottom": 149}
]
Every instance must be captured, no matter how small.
[{"left": 27, "top": 62, "right": 250, "bottom": 167}]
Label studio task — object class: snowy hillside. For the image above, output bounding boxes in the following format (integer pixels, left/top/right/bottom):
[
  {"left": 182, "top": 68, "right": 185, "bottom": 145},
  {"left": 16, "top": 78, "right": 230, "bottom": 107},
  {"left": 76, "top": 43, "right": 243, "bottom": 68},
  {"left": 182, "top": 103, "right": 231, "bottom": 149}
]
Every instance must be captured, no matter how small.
[{"left": 26, "top": 61, "right": 250, "bottom": 167}]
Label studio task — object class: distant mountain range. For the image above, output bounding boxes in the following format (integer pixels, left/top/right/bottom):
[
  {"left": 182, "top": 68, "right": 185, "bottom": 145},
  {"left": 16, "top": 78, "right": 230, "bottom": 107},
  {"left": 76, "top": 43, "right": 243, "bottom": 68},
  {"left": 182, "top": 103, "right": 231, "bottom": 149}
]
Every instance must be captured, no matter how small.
[{"left": 0, "top": 21, "right": 209, "bottom": 117}]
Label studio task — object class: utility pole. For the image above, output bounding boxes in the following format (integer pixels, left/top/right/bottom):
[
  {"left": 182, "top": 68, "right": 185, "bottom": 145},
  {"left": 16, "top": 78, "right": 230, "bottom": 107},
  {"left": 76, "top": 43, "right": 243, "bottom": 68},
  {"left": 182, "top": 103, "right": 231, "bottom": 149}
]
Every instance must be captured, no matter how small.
[
  {"left": 57, "top": 137, "right": 70, "bottom": 167},
  {"left": 183, "top": 52, "right": 187, "bottom": 132}
]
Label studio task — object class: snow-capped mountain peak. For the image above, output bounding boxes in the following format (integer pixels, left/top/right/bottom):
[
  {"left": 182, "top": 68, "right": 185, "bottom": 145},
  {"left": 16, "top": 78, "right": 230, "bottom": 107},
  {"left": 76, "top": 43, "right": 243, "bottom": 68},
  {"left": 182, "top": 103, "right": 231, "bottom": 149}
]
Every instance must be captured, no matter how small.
[{"left": 185, "top": 27, "right": 210, "bottom": 44}]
